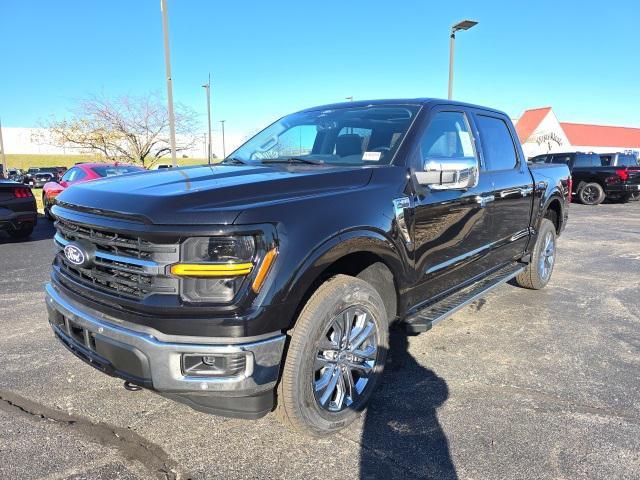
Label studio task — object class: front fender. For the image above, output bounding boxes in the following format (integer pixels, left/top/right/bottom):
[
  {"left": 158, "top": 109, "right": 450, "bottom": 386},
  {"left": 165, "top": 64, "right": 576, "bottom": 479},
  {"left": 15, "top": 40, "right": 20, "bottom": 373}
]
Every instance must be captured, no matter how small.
[{"left": 274, "top": 228, "right": 407, "bottom": 329}]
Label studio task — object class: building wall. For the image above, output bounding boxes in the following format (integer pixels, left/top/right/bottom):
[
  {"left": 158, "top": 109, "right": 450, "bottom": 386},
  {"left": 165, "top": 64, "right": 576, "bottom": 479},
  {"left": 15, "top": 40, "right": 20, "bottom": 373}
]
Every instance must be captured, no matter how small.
[{"left": 520, "top": 111, "right": 571, "bottom": 158}]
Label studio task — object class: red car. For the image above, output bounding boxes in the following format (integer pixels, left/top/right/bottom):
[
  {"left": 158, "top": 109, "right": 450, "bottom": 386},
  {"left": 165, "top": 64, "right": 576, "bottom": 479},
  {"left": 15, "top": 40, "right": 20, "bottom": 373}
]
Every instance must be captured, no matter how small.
[{"left": 43, "top": 163, "right": 145, "bottom": 219}]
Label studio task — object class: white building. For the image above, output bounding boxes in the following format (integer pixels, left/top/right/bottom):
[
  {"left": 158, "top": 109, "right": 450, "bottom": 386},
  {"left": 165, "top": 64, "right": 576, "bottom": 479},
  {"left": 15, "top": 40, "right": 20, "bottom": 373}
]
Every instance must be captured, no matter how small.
[{"left": 515, "top": 107, "right": 640, "bottom": 159}]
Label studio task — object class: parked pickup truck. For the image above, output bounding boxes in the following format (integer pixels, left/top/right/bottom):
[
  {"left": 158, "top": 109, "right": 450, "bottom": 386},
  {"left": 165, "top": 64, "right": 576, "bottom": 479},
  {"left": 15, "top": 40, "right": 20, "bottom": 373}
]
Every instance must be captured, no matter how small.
[
  {"left": 530, "top": 151, "right": 640, "bottom": 204},
  {"left": 45, "top": 99, "right": 570, "bottom": 436}
]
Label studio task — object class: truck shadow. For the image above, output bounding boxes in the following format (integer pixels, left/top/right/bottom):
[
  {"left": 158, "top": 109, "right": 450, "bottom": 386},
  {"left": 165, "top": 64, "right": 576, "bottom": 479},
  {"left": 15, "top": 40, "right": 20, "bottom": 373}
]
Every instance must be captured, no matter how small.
[{"left": 359, "top": 328, "right": 457, "bottom": 480}]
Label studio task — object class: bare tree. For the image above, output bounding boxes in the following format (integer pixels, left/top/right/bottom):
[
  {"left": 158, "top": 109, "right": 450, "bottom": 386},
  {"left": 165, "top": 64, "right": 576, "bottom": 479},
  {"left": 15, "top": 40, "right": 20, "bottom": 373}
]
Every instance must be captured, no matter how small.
[{"left": 40, "top": 93, "right": 198, "bottom": 167}]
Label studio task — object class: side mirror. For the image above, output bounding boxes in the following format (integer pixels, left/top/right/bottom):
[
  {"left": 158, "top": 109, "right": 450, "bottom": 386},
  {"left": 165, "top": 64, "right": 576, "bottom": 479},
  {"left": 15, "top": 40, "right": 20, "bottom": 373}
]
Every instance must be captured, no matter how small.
[{"left": 414, "top": 157, "right": 479, "bottom": 190}]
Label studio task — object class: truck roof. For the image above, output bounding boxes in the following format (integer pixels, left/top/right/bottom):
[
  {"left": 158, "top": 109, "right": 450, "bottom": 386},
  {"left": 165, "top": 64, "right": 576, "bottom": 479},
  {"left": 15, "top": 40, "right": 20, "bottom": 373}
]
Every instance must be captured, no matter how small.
[{"left": 297, "top": 98, "right": 508, "bottom": 117}]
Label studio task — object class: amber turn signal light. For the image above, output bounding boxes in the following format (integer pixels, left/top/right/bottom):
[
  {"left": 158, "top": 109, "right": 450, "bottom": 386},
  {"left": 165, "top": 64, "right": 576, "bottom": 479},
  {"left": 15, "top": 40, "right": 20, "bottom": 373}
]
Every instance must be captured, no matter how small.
[{"left": 252, "top": 248, "right": 277, "bottom": 293}]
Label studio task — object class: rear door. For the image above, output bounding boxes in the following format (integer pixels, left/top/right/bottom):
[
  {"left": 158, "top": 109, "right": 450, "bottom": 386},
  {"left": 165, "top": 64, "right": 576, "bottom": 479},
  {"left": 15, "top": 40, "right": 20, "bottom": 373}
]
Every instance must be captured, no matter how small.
[
  {"left": 408, "top": 107, "right": 496, "bottom": 304},
  {"left": 472, "top": 111, "right": 534, "bottom": 266}
]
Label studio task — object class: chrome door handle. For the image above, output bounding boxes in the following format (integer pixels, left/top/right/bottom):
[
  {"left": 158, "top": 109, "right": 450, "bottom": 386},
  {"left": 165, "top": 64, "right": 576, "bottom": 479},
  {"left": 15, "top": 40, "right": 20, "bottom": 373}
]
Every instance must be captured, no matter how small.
[
  {"left": 520, "top": 186, "right": 534, "bottom": 196},
  {"left": 474, "top": 194, "right": 495, "bottom": 207}
]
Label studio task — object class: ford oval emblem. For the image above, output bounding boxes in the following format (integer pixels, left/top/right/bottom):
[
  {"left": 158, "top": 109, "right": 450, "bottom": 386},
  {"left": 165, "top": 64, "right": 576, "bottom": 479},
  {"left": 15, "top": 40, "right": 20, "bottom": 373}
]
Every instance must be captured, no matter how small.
[{"left": 64, "top": 244, "right": 87, "bottom": 266}]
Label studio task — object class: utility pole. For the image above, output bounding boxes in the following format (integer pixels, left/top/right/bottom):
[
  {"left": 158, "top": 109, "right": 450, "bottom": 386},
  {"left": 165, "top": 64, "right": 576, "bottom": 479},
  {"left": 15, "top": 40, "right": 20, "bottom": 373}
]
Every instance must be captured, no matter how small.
[
  {"left": 448, "top": 20, "right": 478, "bottom": 100},
  {"left": 0, "top": 118, "right": 6, "bottom": 178},
  {"left": 202, "top": 73, "right": 212, "bottom": 165},
  {"left": 160, "top": 0, "right": 178, "bottom": 167},
  {"left": 220, "top": 120, "right": 226, "bottom": 159}
]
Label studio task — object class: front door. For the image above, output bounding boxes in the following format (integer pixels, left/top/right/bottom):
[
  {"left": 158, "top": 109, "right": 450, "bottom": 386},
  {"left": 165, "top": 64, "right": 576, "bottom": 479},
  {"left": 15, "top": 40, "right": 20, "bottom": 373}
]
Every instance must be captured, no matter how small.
[{"left": 407, "top": 108, "right": 497, "bottom": 307}]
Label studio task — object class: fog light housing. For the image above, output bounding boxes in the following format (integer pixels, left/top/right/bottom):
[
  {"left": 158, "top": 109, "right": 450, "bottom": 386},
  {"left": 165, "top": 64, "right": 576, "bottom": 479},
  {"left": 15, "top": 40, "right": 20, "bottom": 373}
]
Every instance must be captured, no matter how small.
[{"left": 181, "top": 353, "right": 247, "bottom": 377}]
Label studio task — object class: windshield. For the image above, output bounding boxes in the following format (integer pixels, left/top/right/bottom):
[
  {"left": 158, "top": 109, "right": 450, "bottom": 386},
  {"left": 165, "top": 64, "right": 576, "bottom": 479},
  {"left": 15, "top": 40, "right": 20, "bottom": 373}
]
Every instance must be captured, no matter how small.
[
  {"left": 92, "top": 165, "right": 145, "bottom": 177},
  {"left": 227, "top": 105, "right": 420, "bottom": 166}
]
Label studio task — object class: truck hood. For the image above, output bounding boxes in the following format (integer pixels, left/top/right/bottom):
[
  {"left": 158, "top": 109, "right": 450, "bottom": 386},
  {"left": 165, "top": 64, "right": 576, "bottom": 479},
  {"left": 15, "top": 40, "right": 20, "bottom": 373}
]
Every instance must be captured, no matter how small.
[{"left": 56, "top": 164, "right": 373, "bottom": 225}]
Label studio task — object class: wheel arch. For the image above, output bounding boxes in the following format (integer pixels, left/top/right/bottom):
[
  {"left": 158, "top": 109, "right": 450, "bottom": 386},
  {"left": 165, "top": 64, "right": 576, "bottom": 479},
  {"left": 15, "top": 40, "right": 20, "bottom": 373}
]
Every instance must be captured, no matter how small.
[{"left": 282, "top": 230, "right": 406, "bottom": 330}]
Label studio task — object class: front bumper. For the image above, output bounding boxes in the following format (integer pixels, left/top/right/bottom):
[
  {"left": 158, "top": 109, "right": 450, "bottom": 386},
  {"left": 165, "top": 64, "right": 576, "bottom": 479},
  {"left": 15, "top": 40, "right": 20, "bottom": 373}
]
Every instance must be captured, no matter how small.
[{"left": 45, "top": 283, "right": 286, "bottom": 419}]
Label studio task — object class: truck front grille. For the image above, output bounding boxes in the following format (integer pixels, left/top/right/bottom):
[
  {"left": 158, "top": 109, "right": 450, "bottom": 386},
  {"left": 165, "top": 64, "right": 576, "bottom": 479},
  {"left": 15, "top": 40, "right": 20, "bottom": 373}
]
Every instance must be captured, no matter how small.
[{"left": 54, "top": 216, "right": 179, "bottom": 301}]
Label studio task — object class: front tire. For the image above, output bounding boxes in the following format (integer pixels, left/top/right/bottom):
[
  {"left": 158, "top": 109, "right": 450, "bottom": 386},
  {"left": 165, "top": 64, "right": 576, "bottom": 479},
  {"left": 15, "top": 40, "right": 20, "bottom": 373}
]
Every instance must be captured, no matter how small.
[
  {"left": 578, "top": 182, "right": 605, "bottom": 205},
  {"left": 276, "top": 275, "right": 389, "bottom": 436},
  {"left": 515, "top": 218, "right": 557, "bottom": 290}
]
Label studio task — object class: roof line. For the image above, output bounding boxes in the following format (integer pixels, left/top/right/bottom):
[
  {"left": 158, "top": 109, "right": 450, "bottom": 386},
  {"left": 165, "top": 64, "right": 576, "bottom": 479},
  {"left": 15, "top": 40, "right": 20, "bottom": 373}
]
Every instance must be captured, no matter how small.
[{"left": 560, "top": 121, "right": 640, "bottom": 130}]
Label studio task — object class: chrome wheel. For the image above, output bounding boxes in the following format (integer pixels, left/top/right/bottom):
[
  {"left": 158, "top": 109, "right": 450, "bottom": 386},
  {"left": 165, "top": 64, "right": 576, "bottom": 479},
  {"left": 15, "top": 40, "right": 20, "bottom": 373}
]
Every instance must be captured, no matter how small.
[
  {"left": 313, "top": 306, "right": 378, "bottom": 412},
  {"left": 538, "top": 231, "right": 555, "bottom": 281}
]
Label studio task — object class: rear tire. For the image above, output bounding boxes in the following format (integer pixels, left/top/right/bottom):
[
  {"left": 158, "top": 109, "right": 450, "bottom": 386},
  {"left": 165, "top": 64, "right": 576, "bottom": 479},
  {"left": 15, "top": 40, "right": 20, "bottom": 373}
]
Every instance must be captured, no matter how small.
[
  {"left": 578, "top": 182, "right": 605, "bottom": 205},
  {"left": 515, "top": 218, "right": 557, "bottom": 290},
  {"left": 7, "top": 223, "right": 34, "bottom": 239},
  {"left": 276, "top": 275, "right": 389, "bottom": 436}
]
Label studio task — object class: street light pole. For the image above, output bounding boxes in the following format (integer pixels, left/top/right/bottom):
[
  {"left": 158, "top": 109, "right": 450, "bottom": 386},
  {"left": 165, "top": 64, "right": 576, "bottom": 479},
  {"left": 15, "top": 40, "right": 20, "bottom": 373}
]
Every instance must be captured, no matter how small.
[
  {"left": 220, "top": 120, "right": 226, "bottom": 159},
  {"left": 0, "top": 118, "right": 6, "bottom": 178},
  {"left": 448, "top": 19, "right": 478, "bottom": 100},
  {"left": 202, "top": 73, "right": 212, "bottom": 165},
  {"left": 160, "top": 0, "right": 178, "bottom": 167}
]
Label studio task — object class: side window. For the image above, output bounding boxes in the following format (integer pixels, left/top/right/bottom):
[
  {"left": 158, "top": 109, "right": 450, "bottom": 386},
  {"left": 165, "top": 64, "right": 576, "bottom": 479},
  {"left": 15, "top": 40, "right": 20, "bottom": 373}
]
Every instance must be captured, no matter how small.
[
  {"left": 62, "top": 168, "right": 87, "bottom": 182},
  {"left": 574, "top": 155, "right": 597, "bottom": 167},
  {"left": 419, "top": 111, "right": 476, "bottom": 161},
  {"left": 61, "top": 168, "right": 78, "bottom": 182},
  {"left": 551, "top": 155, "right": 571, "bottom": 165},
  {"left": 475, "top": 115, "right": 518, "bottom": 171}
]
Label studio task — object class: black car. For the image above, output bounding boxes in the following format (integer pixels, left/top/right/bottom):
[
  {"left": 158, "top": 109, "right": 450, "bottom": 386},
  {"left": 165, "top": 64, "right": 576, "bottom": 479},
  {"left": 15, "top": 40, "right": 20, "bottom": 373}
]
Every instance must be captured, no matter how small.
[
  {"left": 24, "top": 167, "right": 64, "bottom": 188},
  {"left": 530, "top": 152, "right": 640, "bottom": 204},
  {"left": 0, "top": 179, "right": 37, "bottom": 238},
  {"left": 7, "top": 168, "right": 24, "bottom": 183},
  {"left": 45, "top": 98, "right": 570, "bottom": 435}
]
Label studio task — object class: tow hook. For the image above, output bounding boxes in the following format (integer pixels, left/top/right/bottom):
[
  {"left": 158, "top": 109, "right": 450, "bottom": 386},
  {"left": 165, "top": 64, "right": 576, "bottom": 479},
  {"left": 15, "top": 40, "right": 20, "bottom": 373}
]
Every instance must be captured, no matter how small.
[{"left": 123, "top": 381, "right": 142, "bottom": 392}]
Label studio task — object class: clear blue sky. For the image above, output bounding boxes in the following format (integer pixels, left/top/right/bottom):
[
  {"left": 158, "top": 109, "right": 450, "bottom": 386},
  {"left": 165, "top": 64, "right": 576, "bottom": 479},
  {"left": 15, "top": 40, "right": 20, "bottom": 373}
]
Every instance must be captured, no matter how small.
[{"left": 1, "top": 0, "right": 639, "bottom": 137}]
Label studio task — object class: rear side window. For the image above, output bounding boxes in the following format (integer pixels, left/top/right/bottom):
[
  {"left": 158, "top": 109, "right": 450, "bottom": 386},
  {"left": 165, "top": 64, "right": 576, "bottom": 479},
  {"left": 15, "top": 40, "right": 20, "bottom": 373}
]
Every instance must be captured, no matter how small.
[
  {"left": 475, "top": 115, "right": 518, "bottom": 171},
  {"left": 574, "top": 154, "right": 600, "bottom": 167},
  {"left": 419, "top": 111, "right": 476, "bottom": 160},
  {"left": 61, "top": 168, "right": 86, "bottom": 182}
]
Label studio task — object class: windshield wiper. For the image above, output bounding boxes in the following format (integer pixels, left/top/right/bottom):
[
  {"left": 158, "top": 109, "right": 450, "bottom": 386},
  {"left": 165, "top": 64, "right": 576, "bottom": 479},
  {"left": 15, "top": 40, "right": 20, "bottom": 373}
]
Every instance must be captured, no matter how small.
[
  {"left": 262, "top": 157, "right": 324, "bottom": 165},
  {"left": 222, "top": 157, "right": 251, "bottom": 165}
]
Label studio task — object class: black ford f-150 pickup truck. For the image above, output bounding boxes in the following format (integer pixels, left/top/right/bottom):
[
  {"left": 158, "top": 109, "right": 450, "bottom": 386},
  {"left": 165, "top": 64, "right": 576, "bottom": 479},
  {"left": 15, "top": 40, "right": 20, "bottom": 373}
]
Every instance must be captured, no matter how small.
[
  {"left": 530, "top": 151, "right": 640, "bottom": 204},
  {"left": 46, "top": 99, "right": 570, "bottom": 435}
]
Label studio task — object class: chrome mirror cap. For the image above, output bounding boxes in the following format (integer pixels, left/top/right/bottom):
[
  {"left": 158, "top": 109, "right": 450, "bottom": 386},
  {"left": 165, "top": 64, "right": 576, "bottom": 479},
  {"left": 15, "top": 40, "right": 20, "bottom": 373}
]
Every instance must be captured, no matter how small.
[{"left": 415, "top": 156, "right": 479, "bottom": 190}]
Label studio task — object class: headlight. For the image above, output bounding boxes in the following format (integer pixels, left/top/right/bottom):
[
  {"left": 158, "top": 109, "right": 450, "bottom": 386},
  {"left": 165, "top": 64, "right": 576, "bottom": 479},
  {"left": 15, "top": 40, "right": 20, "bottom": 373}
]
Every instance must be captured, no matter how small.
[{"left": 171, "top": 236, "right": 256, "bottom": 303}]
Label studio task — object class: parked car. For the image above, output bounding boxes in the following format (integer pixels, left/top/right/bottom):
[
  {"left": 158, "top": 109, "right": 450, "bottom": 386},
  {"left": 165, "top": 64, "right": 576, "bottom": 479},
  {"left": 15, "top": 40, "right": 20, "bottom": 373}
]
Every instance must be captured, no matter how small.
[
  {"left": 7, "top": 168, "right": 24, "bottom": 183},
  {"left": 45, "top": 98, "right": 570, "bottom": 435},
  {"left": 23, "top": 167, "right": 60, "bottom": 188},
  {"left": 530, "top": 152, "right": 640, "bottom": 204},
  {"left": 42, "top": 163, "right": 146, "bottom": 219},
  {"left": 0, "top": 179, "right": 37, "bottom": 239}
]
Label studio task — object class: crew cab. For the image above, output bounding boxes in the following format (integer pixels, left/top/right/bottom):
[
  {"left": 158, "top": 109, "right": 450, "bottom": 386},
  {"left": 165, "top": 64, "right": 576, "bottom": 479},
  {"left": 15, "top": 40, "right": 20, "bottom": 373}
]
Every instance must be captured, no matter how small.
[
  {"left": 530, "top": 151, "right": 640, "bottom": 204},
  {"left": 45, "top": 99, "right": 570, "bottom": 436},
  {"left": 0, "top": 180, "right": 37, "bottom": 239}
]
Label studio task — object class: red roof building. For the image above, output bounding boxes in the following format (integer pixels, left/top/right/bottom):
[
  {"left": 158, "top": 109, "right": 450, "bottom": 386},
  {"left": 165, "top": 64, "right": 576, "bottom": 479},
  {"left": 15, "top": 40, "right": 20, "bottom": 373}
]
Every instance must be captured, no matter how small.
[{"left": 515, "top": 107, "right": 640, "bottom": 158}]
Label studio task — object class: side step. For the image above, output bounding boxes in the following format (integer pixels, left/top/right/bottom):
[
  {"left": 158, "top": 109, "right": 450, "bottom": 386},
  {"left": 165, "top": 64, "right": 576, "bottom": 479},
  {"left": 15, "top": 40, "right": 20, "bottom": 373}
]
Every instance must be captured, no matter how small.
[{"left": 403, "top": 262, "right": 526, "bottom": 334}]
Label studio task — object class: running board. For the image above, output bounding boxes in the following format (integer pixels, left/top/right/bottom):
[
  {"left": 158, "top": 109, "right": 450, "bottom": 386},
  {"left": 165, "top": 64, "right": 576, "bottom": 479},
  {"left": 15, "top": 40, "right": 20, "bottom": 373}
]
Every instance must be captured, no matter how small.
[{"left": 402, "top": 262, "right": 526, "bottom": 334}]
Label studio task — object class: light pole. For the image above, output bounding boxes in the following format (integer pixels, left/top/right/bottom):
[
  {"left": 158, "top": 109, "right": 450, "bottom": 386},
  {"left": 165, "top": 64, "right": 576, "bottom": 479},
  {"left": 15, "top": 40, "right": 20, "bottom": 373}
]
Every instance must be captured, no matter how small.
[
  {"left": 160, "top": 0, "right": 178, "bottom": 167},
  {"left": 0, "top": 117, "right": 6, "bottom": 178},
  {"left": 202, "top": 73, "right": 212, "bottom": 165},
  {"left": 220, "top": 120, "right": 226, "bottom": 159},
  {"left": 448, "top": 19, "right": 478, "bottom": 100}
]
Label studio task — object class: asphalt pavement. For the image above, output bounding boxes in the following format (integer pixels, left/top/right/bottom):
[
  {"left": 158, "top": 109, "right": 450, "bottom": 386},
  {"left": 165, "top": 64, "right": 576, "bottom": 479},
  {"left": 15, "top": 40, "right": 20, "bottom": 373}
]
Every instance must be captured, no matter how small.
[{"left": 1, "top": 203, "right": 639, "bottom": 480}]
